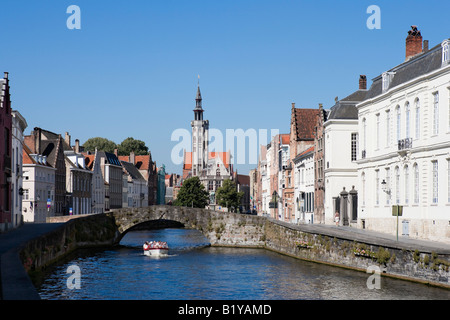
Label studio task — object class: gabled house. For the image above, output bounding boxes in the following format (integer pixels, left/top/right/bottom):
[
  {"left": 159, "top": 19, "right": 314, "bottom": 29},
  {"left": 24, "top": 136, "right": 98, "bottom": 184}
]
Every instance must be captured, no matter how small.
[
  {"left": 84, "top": 149, "right": 105, "bottom": 214},
  {"left": 22, "top": 144, "right": 56, "bottom": 222},
  {"left": 24, "top": 128, "right": 66, "bottom": 215},
  {"left": 63, "top": 134, "right": 93, "bottom": 215},
  {"left": 120, "top": 159, "right": 148, "bottom": 208}
]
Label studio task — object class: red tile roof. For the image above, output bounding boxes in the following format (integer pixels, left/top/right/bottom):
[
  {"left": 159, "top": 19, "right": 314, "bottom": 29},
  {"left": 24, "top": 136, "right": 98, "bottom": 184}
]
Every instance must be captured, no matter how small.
[{"left": 293, "top": 108, "right": 318, "bottom": 140}]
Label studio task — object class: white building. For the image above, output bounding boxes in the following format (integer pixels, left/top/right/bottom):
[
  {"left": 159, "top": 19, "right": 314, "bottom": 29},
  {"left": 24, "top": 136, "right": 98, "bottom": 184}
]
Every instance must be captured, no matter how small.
[
  {"left": 22, "top": 146, "right": 56, "bottom": 223},
  {"left": 121, "top": 160, "right": 148, "bottom": 208},
  {"left": 84, "top": 150, "right": 105, "bottom": 214},
  {"left": 324, "top": 77, "right": 367, "bottom": 226},
  {"left": 293, "top": 146, "right": 315, "bottom": 224},
  {"left": 356, "top": 27, "right": 450, "bottom": 243},
  {"left": 11, "top": 110, "right": 27, "bottom": 227}
]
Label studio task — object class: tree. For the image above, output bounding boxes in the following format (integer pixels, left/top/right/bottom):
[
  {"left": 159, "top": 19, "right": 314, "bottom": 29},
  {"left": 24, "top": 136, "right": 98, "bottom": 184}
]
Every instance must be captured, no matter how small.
[
  {"left": 174, "top": 176, "right": 209, "bottom": 208},
  {"left": 118, "top": 137, "right": 149, "bottom": 156},
  {"left": 82, "top": 137, "right": 117, "bottom": 153},
  {"left": 215, "top": 179, "right": 243, "bottom": 212}
]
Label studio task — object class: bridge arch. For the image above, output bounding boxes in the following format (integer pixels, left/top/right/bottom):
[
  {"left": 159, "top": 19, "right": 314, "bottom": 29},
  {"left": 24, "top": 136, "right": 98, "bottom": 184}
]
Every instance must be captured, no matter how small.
[{"left": 109, "top": 205, "right": 267, "bottom": 247}]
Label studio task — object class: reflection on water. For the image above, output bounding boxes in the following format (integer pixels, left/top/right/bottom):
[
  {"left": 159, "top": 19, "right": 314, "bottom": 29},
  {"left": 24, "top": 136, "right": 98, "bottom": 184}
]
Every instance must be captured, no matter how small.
[{"left": 37, "top": 228, "right": 450, "bottom": 300}]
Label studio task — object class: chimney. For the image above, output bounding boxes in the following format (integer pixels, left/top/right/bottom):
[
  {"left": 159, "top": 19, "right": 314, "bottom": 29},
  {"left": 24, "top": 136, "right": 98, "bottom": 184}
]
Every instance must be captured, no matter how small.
[
  {"left": 130, "top": 151, "right": 135, "bottom": 164},
  {"left": 405, "top": 25, "right": 422, "bottom": 60},
  {"left": 423, "top": 40, "right": 429, "bottom": 52},
  {"left": 75, "top": 139, "right": 80, "bottom": 153},
  {"left": 65, "top": 132, "right": 71, "bottom": 147},
  {"left": 359, "top": 75, "right": 367, "bottom": 90},
  {"left": 4, "top": 72, "right": 8, "bottom": 80},
  {"left": 291, "top": 102, "right": 295, "bottom": 109}
]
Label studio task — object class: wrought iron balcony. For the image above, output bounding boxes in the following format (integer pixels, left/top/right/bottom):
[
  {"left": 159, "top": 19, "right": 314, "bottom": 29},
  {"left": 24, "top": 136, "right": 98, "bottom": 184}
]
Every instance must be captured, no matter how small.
[{"left": 398, "top": 138, "right": 413, "bottom": 151}]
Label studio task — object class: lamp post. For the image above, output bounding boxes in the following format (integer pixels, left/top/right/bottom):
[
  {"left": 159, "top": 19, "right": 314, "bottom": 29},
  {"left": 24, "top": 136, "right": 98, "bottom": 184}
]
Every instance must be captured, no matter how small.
[{"left": 381, "top": 179, "right": 399, "bottom": 241}]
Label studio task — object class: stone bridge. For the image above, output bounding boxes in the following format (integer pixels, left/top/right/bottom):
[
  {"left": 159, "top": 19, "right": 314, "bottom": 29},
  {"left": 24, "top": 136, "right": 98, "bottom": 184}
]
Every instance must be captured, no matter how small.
[
  {"left": 16, "top": 205, "right": 450, "bottom": 294},
  {"left": 110, "top": 205, "right": 267, "bottom": 246}
]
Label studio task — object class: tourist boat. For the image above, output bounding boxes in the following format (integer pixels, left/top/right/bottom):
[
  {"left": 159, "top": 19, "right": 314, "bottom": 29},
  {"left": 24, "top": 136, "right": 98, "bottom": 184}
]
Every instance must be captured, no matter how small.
[{"left": 143, "top": 241, "right": 169, "bottom": 257}]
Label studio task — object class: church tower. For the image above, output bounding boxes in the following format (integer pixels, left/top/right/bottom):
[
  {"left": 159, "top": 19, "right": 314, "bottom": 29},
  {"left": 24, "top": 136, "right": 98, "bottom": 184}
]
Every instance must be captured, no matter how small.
[{"left": 191, "top": 83, "right": 209, "bottom": 176}]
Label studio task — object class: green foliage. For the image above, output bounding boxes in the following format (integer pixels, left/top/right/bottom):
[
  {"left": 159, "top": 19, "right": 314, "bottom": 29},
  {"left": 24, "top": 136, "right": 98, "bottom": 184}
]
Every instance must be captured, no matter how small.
[
  {"left": 118, "top": 137, "right": 149, "bottom": 156},
  {"left": 375, "top": 247, "right": 391, "bottom": 265},
  {"left": 215, "top": 179, "right": 244, "bottom": 212},
  {"left": 174, "top": 176, "right": 209, "bottom": 208},
  {"left": 82, "top": 137, "right": 117, "bottom": 153}
]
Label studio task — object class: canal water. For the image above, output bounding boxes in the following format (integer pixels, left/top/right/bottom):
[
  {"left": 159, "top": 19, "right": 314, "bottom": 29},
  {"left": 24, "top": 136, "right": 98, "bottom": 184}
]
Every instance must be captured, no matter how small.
[{"left": 37, "top": 228, "right": 449, "bottom": 300}]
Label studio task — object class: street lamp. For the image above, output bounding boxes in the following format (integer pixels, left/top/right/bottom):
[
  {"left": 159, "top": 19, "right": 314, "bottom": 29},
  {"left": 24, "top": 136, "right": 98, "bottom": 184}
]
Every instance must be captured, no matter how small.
[{"left": 381, "top": 179, "right": 390, "bottom": 194}]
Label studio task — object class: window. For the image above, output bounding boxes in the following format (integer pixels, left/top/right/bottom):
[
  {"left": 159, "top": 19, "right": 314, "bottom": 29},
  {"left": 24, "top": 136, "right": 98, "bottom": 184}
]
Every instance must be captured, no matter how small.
[
  {"left": 414, "top": 164, "right": 419, "bottom": 204},
  {"left": 376, "top": 114, "right": 380, "bottom": 149},
  {"left": 432, "top": 161, "right": 438, "bottom": 204},
  {"left": 385, "top": 168, "right": 391, "bottom": 205},
  {"left": 351, "top": 133, "right": 358, "bottom": 161},
  {"left": 404, "top": 165, "right": 409, "bottom": 204},
  {"left": 362, "top": 172, "right": 366, "bottom": 206},
  {"left": 23, "top": 189, "right": 29, "bottom": 200},
  {"left": 382, "top": 72, "right": 389, "bottom": 92},
  {"left": 442, "top": 40, "right": 449, "bottom": 65},
  {"left": 433, "top": 92, "right": 439, "bottom": 135},
  {"left": 375, "top": 169, "right": 380, "bottom": 205},
  {"left": 395, "top": 166, "right": 400, "bottom": 204},
  {"left": 386, "top": 109, "right": 391, "bottom": 147},
  {"left": 405, "top": 102, "right": 410, "bottom": 139},
  {"left": 415, "top": 99, "right": 420, "bottom": 139},
  {"left": 396, "top": 105, "right": 401, "bottom": 142},
  {"left": 362, "top": 118, "right": 367, "bottom": 153},
  {"left": 448, "top": 159, "right": 450, "bottom": 203}
]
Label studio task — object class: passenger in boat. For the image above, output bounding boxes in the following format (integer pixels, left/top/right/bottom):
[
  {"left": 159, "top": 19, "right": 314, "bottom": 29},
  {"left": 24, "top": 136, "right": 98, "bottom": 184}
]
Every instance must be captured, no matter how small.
[{"left": 143, "top": 241, "right": 149, "bottom": 251}]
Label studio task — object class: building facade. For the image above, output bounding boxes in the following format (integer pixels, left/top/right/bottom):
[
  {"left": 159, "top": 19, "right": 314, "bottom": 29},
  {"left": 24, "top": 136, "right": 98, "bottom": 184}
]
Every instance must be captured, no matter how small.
[
  {"left": 0, "top": 72, "right": 12, "bottom": 231},
  {"left": 356, "top": 27, "right": 450, "bottom": 243},
  {"left": 293, "top": 146, "right": 315, "bottom": 224},
  {"left": 11, "top": 110, "right": 27, "bottom": 227},
  {"left": 22, "top": 145, "right": 56, "bottom": 222}
]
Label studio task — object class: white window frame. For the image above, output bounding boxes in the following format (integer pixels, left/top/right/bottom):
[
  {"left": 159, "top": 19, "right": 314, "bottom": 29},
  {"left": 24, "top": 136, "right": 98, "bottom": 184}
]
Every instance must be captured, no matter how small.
[
  {"left": 376, "top": 113, "right": 380, "bottom": 149},
  {"left": 375, "top": 169, "right": 380, "bottom": 205},
  {"left": 433, "top": 92, "right": 439, "bottom": 135},
  {"left": 405, "top": 102, "right": 410, "bottom": 139},
  {"left": 414, "top": 164, "right": 419, "bottom": 204},
  {"left": 396, "top": 105, "right": 401, "bottom": 142},
  {"left": 386, "top": 109, "right": 391, "bottom": 147},
  {"left": 432, "top": 161, "right": 438, "bottom": 204},
  {"left": 415, "top": 98, "right": 420, "bottom": 139},
  {"left": 442, "top": 40, "right": 449, "bottom": 66},
  {"left": 395, "top": 166, "right": 400, "bottom": 204},
  {"left": 404, "top": 165, "right": 409, "bottom": 205}
]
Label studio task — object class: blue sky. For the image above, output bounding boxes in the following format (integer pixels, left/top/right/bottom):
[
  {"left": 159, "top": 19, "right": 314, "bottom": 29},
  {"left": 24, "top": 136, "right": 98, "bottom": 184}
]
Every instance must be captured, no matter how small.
[{"left": 1, "top": 0, "right": 449, "bottom": 175}]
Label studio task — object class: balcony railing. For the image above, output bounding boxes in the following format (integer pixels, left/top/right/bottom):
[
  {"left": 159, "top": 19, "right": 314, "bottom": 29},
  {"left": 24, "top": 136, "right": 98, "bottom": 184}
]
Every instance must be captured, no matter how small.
[{"left": 398, "top": 138, "right": 413, "bottom": 151}]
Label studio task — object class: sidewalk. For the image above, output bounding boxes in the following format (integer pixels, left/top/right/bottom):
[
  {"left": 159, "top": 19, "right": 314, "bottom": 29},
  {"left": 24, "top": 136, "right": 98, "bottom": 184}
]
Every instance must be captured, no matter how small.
[
  {"left": 0, "top": 223, "right": 63, "bottom": 300},
  {"left": 270, "top": 219, "right": 450, "bottom": 255}
]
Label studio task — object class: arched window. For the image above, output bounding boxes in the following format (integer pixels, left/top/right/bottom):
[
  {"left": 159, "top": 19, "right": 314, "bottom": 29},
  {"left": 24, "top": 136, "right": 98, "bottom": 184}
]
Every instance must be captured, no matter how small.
[
  {"left": 405, "top": 102, "right": 410, "bottom": 139},
  {"left": 415, "top": 98, "right": 420, "bottom": 139},
  {"left": 404, "top": 165, "right": 409, "bottom": 204},
  {"left": 362, "top": 172, "right": 366, "bottom": 206},
  {"left": 413, "top": 163, "right": 419, "bottom": 204},
  {"left": 395, "top": 166, "right": 400, "bottom": 204},
  {"left": 396, "top": 105, "right": 401, "bottom": 142}
]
